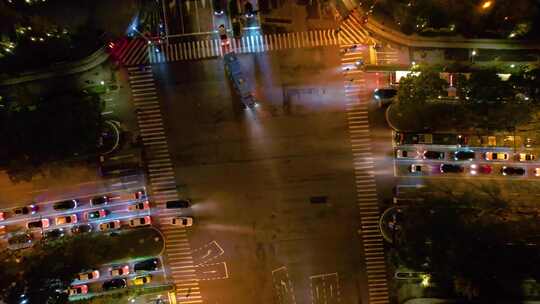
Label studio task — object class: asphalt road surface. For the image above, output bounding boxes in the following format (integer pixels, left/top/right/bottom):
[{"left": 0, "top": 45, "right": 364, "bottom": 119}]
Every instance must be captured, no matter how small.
[{"left": 152, "top": 46, "right": 366, "bottom": 303}]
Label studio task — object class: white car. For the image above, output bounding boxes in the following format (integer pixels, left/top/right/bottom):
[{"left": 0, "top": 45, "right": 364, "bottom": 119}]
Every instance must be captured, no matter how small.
[
  {"left": 129, "top": 216, "right": 151, "bottom": 228},
  {"left": 98, "top": 220, "right": 121, "bottom": 231},
  {"left": 128, "top": 201, "right": 150, "bottom": 212},
  {"left": 535, "top": 168, "right": 540, "bottom": 177},
  {"left": 26, "top": 218, "right": 50, "bottom": 230},
  {"left": 55, "top": 214, "right": 78, "bottom": 225},
  {"left": 410, "top": 164, "right": 428, "bottom": 173},
  {"left": 517, "top": 153, "right": 536, "bottom": 161},
  {"left": 396, "top": 149, "right": 418, "bottom": 159},
  {"left": 68, "top": 284, "right": 88, "bottom": 295},
  {"left": 485, "top": 151, "right": 509, "bottom": 161},
  {"left": 171, "top": 216, "right": 193, "bottom": 227},
  {"left": 76, "top": 270, "right": 100, "bottom": 281},
  {"left": 110, "top": 264, "right": 130, "bottom": 277}
]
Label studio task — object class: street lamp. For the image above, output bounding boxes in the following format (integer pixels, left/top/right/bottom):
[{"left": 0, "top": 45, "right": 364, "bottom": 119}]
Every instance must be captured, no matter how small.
[{"left": 481, "top": 0, "right": 493, "bottom": 10}]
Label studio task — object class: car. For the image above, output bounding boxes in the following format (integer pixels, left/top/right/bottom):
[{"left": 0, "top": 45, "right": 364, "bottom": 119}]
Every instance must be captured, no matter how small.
[
  {"left": 134, "top": 258, "right": 159, "bottom": 272},
  {"left": 0, "top": 225, "right": 5, "bottom": 236},
  {"left": 244, "top": 1, "right": 254, "bottom": 17},
  {"left": 534, "top": 168, "right": 540, "bottom": 177},
  {"left": 76, "top": 270, "right": 100, "bottom": 281},
  {"left": 128, "top": 201, "right": 150, "bottom": 212},
  {"left": 0, "top": 211, "right": 4, "bottom": 221},
  {"left": 12, "top": 204, "right": 38, "bottom": 216},
  {"left": 71, "top": 223, "right": 93, "bottom": 234},
  {"left": 90, "top": 195, "right": 109, "bottom": 206},
  {"left": 453, "top": 150, "right": 475, "bottom": 161},
  {"left": 68, "top": 285, "right": 88, "bottom": 296},
  {"left": 55, "top": 214, "right": 78, "bottom": 225},
  {"left": 213, "top": 0, "right": 225, "bottom": 15},
  {"left": 501, "top": 166, "right": 526, "bottom": 176},
  {"left": 485, "top": 151, "right": 509, "bottom": 161},
  {"left": 440, "top": 164, "right": 464, "bottom": 173},
  {"left": 27, "top": 218, "right": 50, "bottom": 229},
  {"left": 409, "top": 164, "right": 428, "bottom": 173},
  {"left": 8, "top": 233, "right": 33, "bottom": 250},
  {"left": 171, "top": 216, "right": 193, "bottom": 227},
  {"left": 102, "top": 278, "right": 127, "bottom": 291},
  {"left": 517, "top": 153, "right": 536, "bottom": 161},
  {"left": 166, "top": 199, "right": 191, "bottom": 209},
  {"left": 132, "top": 274, "right": 152, "bottom": 286},
  {"left": 470, "top": 164, "right": 492, "bottom": 175},
  {"left": 85, "top": 209, "right": 109, "bottom": 220},
  {"left": 129, "top": 216, "right": 151, "bottom": 227},
  {"left": 110, "top": 264, "right": 130, "bottom": 277},
  {"left": 373, "top": 87, "right": 397, "bottom": 107},
  {"left": 53, "top": 199, "right": 78, "bottom": 211},
  {"left": 395, "top": 149, "right": 418, "bottom": 159},
  {"left": 422, "top": 150, "right": 445, "bottom": 160},
  {"left": 99, "top": 220, "right": 121, "bottom": 231},
  {"left": 43, "top": 228, "right": 65, "bottom": 241}
]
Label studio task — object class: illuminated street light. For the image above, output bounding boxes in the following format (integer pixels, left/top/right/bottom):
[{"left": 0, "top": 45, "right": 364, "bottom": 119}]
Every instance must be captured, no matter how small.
[
  {"left": 481, "top": 1, "right": 493, "bottom": 10},
  {"left": 471, "top": 50, "right": 477, "bottom": 56},
  {"left": 421, "top": 274, "right": 431, "bottom": 287}
]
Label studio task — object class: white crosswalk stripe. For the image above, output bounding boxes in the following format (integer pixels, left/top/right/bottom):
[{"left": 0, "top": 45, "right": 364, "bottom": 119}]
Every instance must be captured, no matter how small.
[
  {"left": 339, "top": 43, "right": 390, "bottom": 304},
  {"left": 338, "top": 12, "right": 376, "bottom": 45},
  {"left": 148, "top": 29, "right": 338, "bottom": 64},
  {"left": 126, "top": 66, "right": 202, "bottom": 303}
]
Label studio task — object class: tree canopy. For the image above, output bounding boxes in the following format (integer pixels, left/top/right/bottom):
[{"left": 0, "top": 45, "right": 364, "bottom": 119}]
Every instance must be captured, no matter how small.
[
  {"left": 0, "top": 90, "right": 103, "bottom": 182},
  {"left": 394, "top": 186, "right": 540, "bottom": 300}
]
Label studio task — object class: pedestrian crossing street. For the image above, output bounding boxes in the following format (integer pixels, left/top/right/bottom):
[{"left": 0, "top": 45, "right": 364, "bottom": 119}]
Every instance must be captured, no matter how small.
[
  {"left": 115, "top": 29, "right": 338, "bottom": 66},
  {"left": 340, "top": 47, "right": 390, "bottom": 304},
  {"left": 127, "top": 65, "right": 203, "bottom": 303}
]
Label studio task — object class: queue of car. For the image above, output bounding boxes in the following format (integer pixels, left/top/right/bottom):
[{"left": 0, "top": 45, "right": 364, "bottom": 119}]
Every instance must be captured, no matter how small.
[
  {"left": 69, "top": 257, "right": 159, "bottom": 295},
  {"left": 1, "top": 190, "right": 151, "bottom": 249},
  {"left": 397, "top": 148, "right": 540, "bottom": 177}
]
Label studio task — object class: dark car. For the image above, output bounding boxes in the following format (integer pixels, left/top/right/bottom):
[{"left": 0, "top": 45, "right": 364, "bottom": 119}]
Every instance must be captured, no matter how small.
[
  {"left": 244, "top": 1, "right": 254, "bottom": 17},
  {"left": 166, "top": 199, "right": 190, "bottom": 209},
  {"left": 53, "top": 199, "right": 78, "bottom": 211},
  {"left": 43, "top": 228, "right": 65, "bottom": 241},
  {"left": 423, "top": 151, "right": 445, "bottom": 160},
  {"left": 373, "top": 88, "right": 397, "bottom": 107},
  {"left": 90, "top": 196, "right": 109, "bottom": 206},
  {"left": 102, "top": 278, "right": 127, "bottom": 291},
  {"left": 134, "top": 258, "right": 159, "bottom": 272},
  {"left": 213, "top": 0, "right": 225, "bottom": 15},
  {"left": 71, "top": 224, "right": 93, "bottom": 234},
  {"left": 440, "top": 164, "right": 464, "bottom": 173},
  {"left": 12, "top": 204, "right": 38, "bottom": 216},
  {"left": 501, "top": 166, "right": 526, "bottom": 176},
  {"left": 454, "top": 150, "right": 475, "bottom": 161}
]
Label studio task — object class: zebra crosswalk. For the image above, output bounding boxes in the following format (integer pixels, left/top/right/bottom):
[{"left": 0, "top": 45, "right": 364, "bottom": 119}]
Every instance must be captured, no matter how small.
[
  {"left": 127, "top": 66, "right": 203, "bottom": 303},
  {"left": 340, "top": 45, "right": 390, "bottom": 304},
  {"left": 338, "top": 12, "right": 375, "bottom": 45},
  {"left": 115, "top": 29, "right": 338, "bottom": 66}
]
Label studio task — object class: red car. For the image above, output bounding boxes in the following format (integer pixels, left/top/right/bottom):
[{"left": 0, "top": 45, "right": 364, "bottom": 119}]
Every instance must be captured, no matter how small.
[{"left": 470, "top": 164, "right": 492, "bottom": 175}]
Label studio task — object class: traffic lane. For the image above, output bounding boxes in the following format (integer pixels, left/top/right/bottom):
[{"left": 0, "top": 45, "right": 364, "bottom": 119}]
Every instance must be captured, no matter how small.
[
  {"left": 395, "top": 144, "right": 538, "bottom": 161},
  {"left": 72, "top": 270, "right": 168, "bottom": 297},
  {"left": 0, "top": 187, "right": 147, "bottom": 224},
  {"left": 396, "top": 160, "right": 540, "bottom": 178},
  {"left": 0, "top": 191, "right": 150, "bottom": 230},
  {"left": 0, "top": 205, "right": 155, "bottom": 249}
]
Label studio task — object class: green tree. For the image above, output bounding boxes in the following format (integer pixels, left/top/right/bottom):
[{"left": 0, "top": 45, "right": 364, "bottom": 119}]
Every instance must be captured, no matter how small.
[
  {"left": 0, "top": 90, "right": 103, "bottom": 182},
  {"left": 397, "top": 69, "right": 448, "bottom": 106},
  {"left": 465, "top": 69, "right": 513, "bottom": 103}
]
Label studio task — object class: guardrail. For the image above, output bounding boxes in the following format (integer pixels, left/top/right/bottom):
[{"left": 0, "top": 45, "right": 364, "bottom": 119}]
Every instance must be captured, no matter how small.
[{"left": 0, "top": 47, "right": 110, "bottom": 87}]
